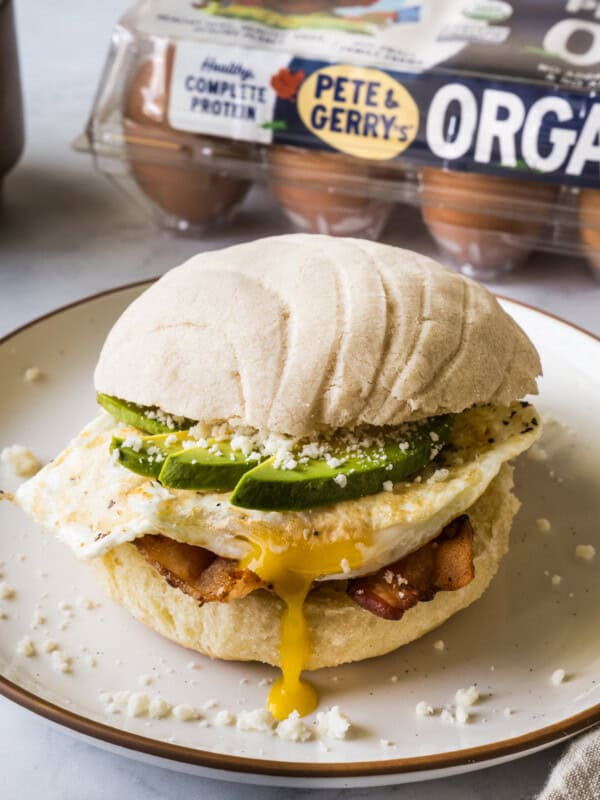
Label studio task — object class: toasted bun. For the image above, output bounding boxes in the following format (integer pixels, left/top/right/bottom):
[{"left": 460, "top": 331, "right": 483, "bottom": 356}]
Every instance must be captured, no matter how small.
[
  {"left": 94, "top": 235, "right": 540, "bottom": 437},
  {"left": 91, "top": 464, "right": 517, "bottom": 669}
]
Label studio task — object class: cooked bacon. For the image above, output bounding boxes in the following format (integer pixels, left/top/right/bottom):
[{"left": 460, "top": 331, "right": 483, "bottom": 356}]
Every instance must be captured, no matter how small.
[
  {"left": 347, "top": 515, "right": 475, "bottom": 620},
  {"left": 134, "top": 516, "right": 474, "bottom": 617},
  {"left": 135, "top": 534, "right": 265, "bottom": 605}
]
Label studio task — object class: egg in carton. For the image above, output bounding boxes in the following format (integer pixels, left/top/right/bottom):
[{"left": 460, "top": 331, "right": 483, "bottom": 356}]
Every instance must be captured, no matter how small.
[
  {"left": 578, "top": 189, "right": 600, "bottom": 280},
  {"left": 123, "top": 44, "right": 252, "bottom": 229},
  {"left": 268, "top": 145, "right": 395, "bottom": 239},
  {"left": 420, "top": 168, "right": 558, "bottom": 280}
]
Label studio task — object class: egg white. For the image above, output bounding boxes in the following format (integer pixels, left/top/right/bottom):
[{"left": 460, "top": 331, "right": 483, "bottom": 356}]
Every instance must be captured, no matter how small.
[{"left": 16, "top": 403, "right": 540, "bottom": 580}]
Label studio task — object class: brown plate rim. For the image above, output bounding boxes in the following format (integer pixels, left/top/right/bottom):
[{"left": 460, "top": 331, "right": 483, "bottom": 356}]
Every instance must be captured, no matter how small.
[{"left": 1, "top": 281, "right": 599, "bottom": 780}]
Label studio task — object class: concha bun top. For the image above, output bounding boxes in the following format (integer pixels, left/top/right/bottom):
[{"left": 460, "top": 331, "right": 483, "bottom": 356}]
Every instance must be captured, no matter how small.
[{"left": 94, "top": 235, "right": 540, "bottom": 437}]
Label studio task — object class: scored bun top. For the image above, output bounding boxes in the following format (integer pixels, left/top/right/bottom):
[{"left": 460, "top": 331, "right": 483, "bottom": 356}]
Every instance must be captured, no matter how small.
[{"left": 94, "top": 235, "right": 540, "bottom": 437}]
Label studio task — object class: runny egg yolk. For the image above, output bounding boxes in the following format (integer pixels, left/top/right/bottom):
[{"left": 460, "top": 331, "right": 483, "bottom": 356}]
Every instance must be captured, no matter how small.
[{"left": 241, "top": 533, "right": 369, "bottom": 721}]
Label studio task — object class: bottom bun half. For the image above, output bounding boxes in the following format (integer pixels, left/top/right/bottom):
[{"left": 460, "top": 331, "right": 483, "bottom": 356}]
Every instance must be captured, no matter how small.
[{"left": 92, "top": 463, "right": 518, "bottom": 670}]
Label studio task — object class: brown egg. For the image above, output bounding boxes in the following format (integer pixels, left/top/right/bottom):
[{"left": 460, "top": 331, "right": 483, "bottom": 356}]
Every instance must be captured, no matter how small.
[
  {"left": 123, "top": 45, "right": 250, "bottom": 227},
  {"left": 579, "top": 188, "right": 600, "bottom": 277},
  {"left": 420, "top": 168, "right": 558, "bottom": 278},
  {"left": 268, "top": 146, "right": 393, "bottom": 239}
]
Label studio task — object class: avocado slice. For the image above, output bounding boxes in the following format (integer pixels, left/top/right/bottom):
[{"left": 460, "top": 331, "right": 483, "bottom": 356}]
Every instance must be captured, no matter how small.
[
  {"left": 158, "top": 443, "right": 262, "bottom": 492},
  {"left": 97, "top": 393, "right": 194, "bottom": 435},
  {"left": 111, "top": 431, "right": 190, "bottom": 479},
  {"left": 230, "top": 416, "right": 452, "bottom": 512}
]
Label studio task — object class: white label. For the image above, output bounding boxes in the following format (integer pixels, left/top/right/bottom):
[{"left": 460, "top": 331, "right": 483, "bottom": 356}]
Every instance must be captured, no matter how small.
[{"left": 168, "top": 42, "right": 292, "bottom": 143}]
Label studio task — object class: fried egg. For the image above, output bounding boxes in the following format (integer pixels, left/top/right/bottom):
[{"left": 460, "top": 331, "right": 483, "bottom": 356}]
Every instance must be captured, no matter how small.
[
  {"left": 15, "top": 401, "right": 540, "bottom": 720},
  {"left": 16, "top": 402, "right": 540, "bottom": 581}
]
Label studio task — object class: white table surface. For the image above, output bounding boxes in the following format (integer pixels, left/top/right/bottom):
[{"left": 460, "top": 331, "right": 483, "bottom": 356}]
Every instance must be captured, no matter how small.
[{"left": 1, "top": 2, "right": 599, "bottom": 798}]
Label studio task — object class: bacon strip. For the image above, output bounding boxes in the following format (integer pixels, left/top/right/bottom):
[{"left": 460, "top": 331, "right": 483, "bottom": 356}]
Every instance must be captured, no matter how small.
[
  {"left": 135, "top": 534, "right": 265, "bottom": 605},
  {"left": 346, "top": 515, "right": 475, "bottom": 620},
  {"left": 134, "top": 516, "right": 474, "bottom": 618}
]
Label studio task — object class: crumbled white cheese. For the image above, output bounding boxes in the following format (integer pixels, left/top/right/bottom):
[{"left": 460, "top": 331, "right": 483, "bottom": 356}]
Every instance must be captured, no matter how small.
[
  {"left": 50, "top": 651, "right": 72, "bottom": 674},
  {"left": 333, "top": 473, "right": 347, "bottom": 488},
  {"left": 340, "top": 558, "right": 351, "bottom": 574},
  {"left": 382, "top": 480, "right": 393, "bottom": 492},
  {"left": 17, "top": 636, "right": 36, "bottom": 657},
  {"left": 1, "top": 444, "right": 41, "bottom": 477},
  {"left": 121, "top": 435, "right": 143, "bottom": 452},
  {"left": 536, "top": 518, "right": 551, "bottom": 533},
  {"left": 214, "top": 709, "right": 235, "bottom": 727},
  {"left": 575, "top": 544, "right": 596, "bottom": 561},
  {"left": 76, "top": 596, "right": 97, "bottom": 610},
  {"left": 455, "top": 706, "right": 470, "bottom": 725},
  {"left": 30, "top": 609, "right": 46, "bottom": 628},
  {"left": 455, "top": 685, "right": 479, "bottom": 707},
  {"left": 57, "top": 600, "right": 72, "bottom": 614},
  {"left": 0, "top": 582, "right": 15, "bottom": 600},
  {"left": 276, "top": 711, "right": 312, "bottom": 742},
  {"left": 148, "top": 696, "right": 171, "bottom": 719},
  {"left": 428, "top": 468, "right": 449, "bottom": 484},
  {"left": 172, "top": 704, "right": 201, "bottom": 722},
  {"left": 273, "top": 450, "right": 298, "bottom": 471},
  {"left": 551, "top": 669, "right": 566, "bottom": 686},
  {"left": 527, "top": 445, "right": 549, "bottom": 462},
  {"left": 433, "top": 639, "right": 445, "bottom": 652},
  {"left": 24, "top": 366, "right": 41, "bottom": 383},
  {"left": 41, "top": 638, "right": 59, "bottom": 653},
  {"left": 415, "top": 701, "right": 434, "bottom": 717},
  {"left": 236, "top": 708, "right": 274, "bottom": 732},
  {"left": 138, "top": 674, "right": 153, "bottom": 687},
  {"left": 440, "top": 709, "right": 455, "bottom": 723},
  {"left": 127, "top": 692, "right": 150, "bottom": 717},
  {"left": 202, "top": 699, "right": 219, "bottom": 710},
  {"left": 315, "top": 706, "right": 351, "bottom": 740},
  {"left": 551, "top": 574, "right": 562, "bottom": 587}
]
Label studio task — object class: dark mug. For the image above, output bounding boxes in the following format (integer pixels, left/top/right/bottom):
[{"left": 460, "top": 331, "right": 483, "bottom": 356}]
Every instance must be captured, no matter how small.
[{"left": 0, "top": 0, "right": 23, "bottom": 196}]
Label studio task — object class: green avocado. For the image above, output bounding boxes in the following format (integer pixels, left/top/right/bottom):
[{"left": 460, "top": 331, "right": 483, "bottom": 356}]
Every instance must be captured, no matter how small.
[
  {"left": 111, "top": 431, "right": 190, "bottom": 479},
  {"left": 230, "top": 416, "right": 452, "bottom": 512},
  {"left": 97, "top": 393, "right": 194, "bottom": 435},
  {"left": 158, "top": 443, "right": 262, "bottom": 492}
]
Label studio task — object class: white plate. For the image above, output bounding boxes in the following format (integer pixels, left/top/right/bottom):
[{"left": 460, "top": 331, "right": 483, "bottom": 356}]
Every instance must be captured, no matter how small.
[{"left": 0, "top": 285, "right": 599, "bottom": 788}]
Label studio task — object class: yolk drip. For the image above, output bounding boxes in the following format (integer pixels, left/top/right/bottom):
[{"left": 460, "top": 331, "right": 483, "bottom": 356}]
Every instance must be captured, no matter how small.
[{"left": 241, "top": 533, "right": 368, "bottom": 721}]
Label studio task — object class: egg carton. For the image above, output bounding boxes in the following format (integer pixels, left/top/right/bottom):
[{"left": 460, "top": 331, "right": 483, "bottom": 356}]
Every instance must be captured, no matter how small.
[{"left": 78, "top": 0, "right": 600, "bottom": 281}]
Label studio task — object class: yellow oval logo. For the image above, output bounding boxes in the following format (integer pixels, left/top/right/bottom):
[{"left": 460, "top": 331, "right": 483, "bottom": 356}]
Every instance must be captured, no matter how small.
[{"left": 297, "top": 65, "right": 419, "bottom": 161}]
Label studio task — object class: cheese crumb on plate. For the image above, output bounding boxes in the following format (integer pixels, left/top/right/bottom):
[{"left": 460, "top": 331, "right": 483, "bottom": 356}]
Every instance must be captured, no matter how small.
[
  {"left": 575, "top": 544, "right": 596, "bottom": 561},
  {"left": 16, "top": 636, "right": 36, "bottom": 657},
  {"left": 1, "top": 444, "right": 41, "bottom": 478},
  {"left": 275, "top": 711, "right": 312, "bottom": 742},
  {"left": 315, "top": 706, "right": 352, "bottom": 740},
  {"left": 236, "top": 708, "right": 274, "bottom": 733}
]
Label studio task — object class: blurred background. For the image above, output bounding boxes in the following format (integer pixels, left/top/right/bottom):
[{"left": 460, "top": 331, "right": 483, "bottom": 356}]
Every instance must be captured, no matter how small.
[
  {"left": 1, "top": 2, "right": 599, "bottom": 798},
  {"left": 1, "top": 0, "right": 599, "bottom": 340}
]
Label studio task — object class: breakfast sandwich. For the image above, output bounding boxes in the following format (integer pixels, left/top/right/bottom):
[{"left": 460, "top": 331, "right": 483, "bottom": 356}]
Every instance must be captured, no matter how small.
[{"left": 15, "top": 234, "right": 542, "bottom": 719}]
